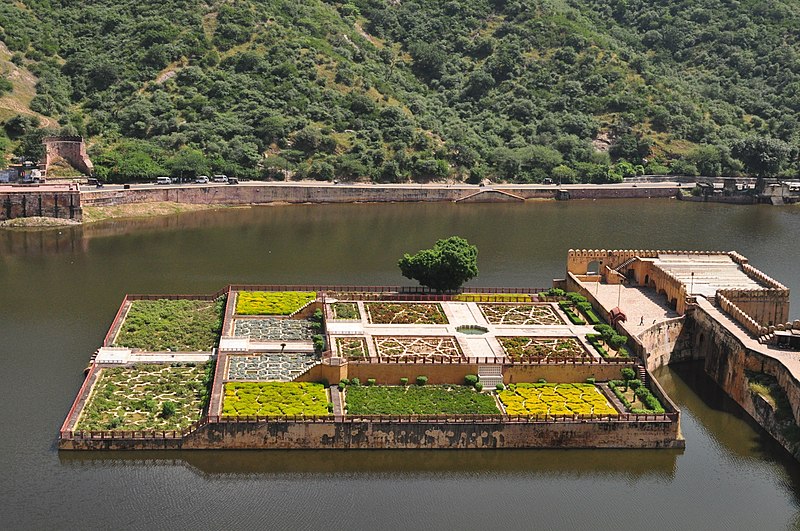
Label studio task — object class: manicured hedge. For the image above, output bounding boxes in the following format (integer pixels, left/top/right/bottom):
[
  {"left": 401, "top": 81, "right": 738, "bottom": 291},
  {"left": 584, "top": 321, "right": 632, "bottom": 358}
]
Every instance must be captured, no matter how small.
[
  {"left": 235, "top": 291, "right": 316, "bottom": 315},
  {"left": 558, "top": 300, "right": 586, "bottom": 325},
  {"left": 454, "top": 293, "right": 532, "bottom": 302},
  {"left": 608, "top": 380, "right": 665, "bottom": 414},
  {"left": 345, "top": 385, "right": 498, "bottom": 415}
]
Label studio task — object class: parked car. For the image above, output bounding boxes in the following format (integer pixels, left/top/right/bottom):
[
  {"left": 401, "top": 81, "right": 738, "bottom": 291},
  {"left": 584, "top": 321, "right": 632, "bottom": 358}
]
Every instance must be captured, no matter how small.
[
  {"left": 195, "top": 175, "right": 210, "bottom": 184},
  {"left": 226, "top": 177, "right": 239, "bottom": 185},
  {"left": 87, "top": 178, "right": 104, "bottom": 187},
  {"left": 155, "top": 176, "right": 172, "bottom": 185},
  {"left": 212, "top": 174, "right": 228, "bottom": 183}
]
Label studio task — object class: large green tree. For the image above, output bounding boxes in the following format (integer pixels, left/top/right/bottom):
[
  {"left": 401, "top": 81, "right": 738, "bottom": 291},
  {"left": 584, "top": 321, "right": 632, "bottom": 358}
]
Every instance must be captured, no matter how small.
[
  {"left": 398, "top": 236, "right": 478, "bottom": 292},
  {"left": 732, "top": 136, "right": 791, "bottom": 179}
]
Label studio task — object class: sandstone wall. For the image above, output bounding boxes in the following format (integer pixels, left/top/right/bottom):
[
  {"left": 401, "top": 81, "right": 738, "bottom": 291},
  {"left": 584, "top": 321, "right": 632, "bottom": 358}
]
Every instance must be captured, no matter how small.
[
  {"left": 0, "top": 190, "right": 81, "bottom": 221},
  {"left": 80, "top": 184, "right": 679, "bottom": 208},
  {"left": 635, "top": 316, "right": 699, "bottom": 371},
  {"left": 43, "top": 136, "right": 94, "bottom": 176},
  {"left": 59, "top": 418, "right": 683, "bottom": 450},
  {"left": 693, "top": 306, "right": 800, "bottom": 458}
]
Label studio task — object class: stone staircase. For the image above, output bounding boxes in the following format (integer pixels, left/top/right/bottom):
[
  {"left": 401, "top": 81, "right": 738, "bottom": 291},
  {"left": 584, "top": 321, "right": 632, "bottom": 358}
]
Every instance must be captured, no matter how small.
[
  {"left": 637, "top": 365, "right": 647, "bottom": 386},
  {"left": 614, "top": 257, "right": 638, "bottom": 273},
  {"left": 478, "top": 364, "right": 503, "bottom": 388}
]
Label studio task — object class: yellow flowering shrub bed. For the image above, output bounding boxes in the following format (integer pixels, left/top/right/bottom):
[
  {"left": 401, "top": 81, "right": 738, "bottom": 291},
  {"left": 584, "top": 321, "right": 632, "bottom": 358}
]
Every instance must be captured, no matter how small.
[
  {"left": 498, "top": 383, "right": 618, "bottom": 417},
  {"left": 222, "top": 382, "right": 330, "bottom": 416},
  {"left": 235, "top": 291, "right": 316, "bottom": 315}
]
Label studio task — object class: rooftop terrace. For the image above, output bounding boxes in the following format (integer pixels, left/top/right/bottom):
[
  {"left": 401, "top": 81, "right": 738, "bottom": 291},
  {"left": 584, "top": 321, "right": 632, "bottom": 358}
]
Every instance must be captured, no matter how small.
[{"left": 652, "top": 253, "right": 765, "bottom": 297}]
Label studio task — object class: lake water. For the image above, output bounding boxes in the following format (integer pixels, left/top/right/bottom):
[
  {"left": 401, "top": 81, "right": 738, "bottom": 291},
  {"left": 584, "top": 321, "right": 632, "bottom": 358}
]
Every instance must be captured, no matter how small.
[{"left": 2, "top": 199, "right": 800, "bottom": 530}]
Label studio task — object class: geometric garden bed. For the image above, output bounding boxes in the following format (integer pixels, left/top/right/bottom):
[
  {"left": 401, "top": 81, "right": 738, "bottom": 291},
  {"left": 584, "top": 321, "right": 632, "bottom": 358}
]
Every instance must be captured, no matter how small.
[
  {"left": 498, "top": 337, "right": 590, "bottom": 362},
  {"left": 373, "top": 336, "right": 464, "bottom": 361}
]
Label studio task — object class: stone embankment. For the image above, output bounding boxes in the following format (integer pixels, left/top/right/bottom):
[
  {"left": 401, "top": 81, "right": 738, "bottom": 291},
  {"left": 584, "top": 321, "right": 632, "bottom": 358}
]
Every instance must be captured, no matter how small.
[
  {"left": 0, "top": 184, "right": 81, "bottom": 222},
  {"left": 80, "top": 182, "right": 680, "bottom": 209}
]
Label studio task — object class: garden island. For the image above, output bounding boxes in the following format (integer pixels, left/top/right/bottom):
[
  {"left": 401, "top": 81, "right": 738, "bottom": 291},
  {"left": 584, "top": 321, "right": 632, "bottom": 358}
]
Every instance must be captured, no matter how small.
[
  {"left": 59, "top": 244, "right": 799, "bottom": 453},
  {"left": 59, "top": 284, "right": 682, "bottom": 450},
  {"left": 60, "top": 239, "right": 687, "bottom": 450}
]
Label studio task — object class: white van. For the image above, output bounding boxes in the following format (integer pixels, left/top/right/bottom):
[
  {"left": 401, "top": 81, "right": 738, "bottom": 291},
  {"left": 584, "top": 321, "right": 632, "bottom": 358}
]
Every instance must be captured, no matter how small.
[
  {"left": 212, "top": 174, "right": 228, "bottom": 183},
  {"left": 156, "top": 176, "right": 172, "bottom": 185}
]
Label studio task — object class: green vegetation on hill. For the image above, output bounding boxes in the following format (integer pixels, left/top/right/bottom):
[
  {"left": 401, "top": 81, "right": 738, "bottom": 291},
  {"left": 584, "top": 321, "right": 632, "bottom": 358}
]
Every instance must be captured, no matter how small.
[{"left": 1, "top": 0, "right": 799, "bottom": 181}]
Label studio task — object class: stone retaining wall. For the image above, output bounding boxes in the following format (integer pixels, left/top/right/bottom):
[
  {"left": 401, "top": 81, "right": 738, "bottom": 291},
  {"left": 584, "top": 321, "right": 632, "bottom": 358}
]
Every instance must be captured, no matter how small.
[
  {"left": 80, "top": 184, "right": 679, "bottom": 208},
  {"left": 689, "top": 305, "right": 800, "bottom": 459},
  {"left": 0, "top": 190, "right": 81, "bottom": 221},
  {"left": 60, "top": 418, "right": 683, "bottom": 450}
]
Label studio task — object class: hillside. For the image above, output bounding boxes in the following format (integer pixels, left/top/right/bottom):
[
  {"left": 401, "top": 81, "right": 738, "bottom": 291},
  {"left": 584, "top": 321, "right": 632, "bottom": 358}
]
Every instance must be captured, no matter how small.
[{"left": 1, "top": 0, "right": 799, "bottom": 182}]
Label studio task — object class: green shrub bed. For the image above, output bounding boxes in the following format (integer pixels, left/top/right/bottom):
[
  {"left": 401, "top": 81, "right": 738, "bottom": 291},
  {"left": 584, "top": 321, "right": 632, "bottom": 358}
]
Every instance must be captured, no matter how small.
[
  {"left": 455, "top": 293, "right": 532, "bottom": 302},
  {"left": 499, "top": 383, "right": 618, "bottom": 417},
  {"left": 587, "top": 334, "right": 631, "bottom": 359},
  {"left": 331, "top": 302, "right": 360, "bottom": 319},
  {"left": 222, "top": 382, "right": 330, "bottom": 416},
  {"left": 114, "top": 298, "right": 225, "bottom": 351},
  {"left": 608, "top": 380, "right": 665, "bottom": 414},
  {"left": 76, "top": 363, "right": 211, "bottom": 431},
  {"left": 558, "top": 300, "right": 586, "bottom": 325},
  {"left": 345, "top": 385, "right": 499, "bottom": 415},
  {"left": 235, "top": 291, "right": 316, "bottom": 315},
  {"left": 336, "top": 336, "right": 368, "bottom": 358}
]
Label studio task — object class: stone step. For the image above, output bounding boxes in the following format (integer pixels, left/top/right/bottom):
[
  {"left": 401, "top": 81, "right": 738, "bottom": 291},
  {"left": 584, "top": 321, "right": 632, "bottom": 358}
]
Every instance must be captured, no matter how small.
[
  {"left": 477, "top": 365, "right": 502, "bottom": 377},
  {"left": 478, "top": 375, "right": 504, "bottom": 388}
]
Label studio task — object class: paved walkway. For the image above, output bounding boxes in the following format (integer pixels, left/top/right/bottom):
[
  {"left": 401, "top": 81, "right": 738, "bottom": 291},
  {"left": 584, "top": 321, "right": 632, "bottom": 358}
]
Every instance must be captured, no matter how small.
[
  {"left": 582, "top": 282, "right": 680, "bottom": 336},
  {"left": 583, "top": 279, "right": 800, "bottom": 385},
  {"left": 327, "top": 301, "right": 600, "bottom": 360}
]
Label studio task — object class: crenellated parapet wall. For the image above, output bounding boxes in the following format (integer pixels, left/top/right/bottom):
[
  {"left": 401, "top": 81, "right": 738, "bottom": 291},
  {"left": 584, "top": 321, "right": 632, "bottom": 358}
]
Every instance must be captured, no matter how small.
[
  {"left": 567, "top": 249, "right": 726, "bottom": 276},
  {"left": 740, "top": 263, "right": 788, "bottom": 291},
  {"left": 717, "top": 288, "right": 790, "bottom": 329},
  {"left": 716, "top": 292, "right": 768, "bottom": 337}
]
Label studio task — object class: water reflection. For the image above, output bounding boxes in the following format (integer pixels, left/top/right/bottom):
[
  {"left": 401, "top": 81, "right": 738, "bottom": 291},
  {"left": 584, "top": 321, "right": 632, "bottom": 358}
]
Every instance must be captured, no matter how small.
[{"left": 59, "top": 447, "right": 681, "bottom": 479}]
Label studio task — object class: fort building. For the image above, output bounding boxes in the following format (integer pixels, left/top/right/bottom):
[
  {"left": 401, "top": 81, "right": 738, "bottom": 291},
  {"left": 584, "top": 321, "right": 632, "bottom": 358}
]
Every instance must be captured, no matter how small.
[{"left": 565, "top": 249, "right": 800, "bottom": 459}]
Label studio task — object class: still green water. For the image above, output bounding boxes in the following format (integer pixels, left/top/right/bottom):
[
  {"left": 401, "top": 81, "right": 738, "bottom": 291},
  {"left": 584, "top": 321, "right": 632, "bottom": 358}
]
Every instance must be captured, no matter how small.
[{"left": 2, "top": 199, "right": 800, "bottom": 530}]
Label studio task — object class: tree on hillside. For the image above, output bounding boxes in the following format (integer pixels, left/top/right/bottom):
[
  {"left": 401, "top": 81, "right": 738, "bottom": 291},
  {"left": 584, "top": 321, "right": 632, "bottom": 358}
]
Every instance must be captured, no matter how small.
[
  {"left": 398, "top": 236, "right": 478, "bottom": 292},
  {"left": 169, "top": 147, "right": 209, "bottom": 180},
  {"left": 732, "top": 136, "right": 791, "bottom": 189}
]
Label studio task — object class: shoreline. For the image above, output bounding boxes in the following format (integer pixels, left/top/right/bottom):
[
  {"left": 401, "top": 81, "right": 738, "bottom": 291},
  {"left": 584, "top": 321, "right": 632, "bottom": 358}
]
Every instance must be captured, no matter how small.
[{"left": 1, "top": 181, "right": 684, "bottom": 227}]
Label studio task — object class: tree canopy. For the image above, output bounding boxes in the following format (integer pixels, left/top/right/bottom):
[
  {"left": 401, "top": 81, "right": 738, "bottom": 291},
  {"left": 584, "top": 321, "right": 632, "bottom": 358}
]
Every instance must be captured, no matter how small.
[{"left": 398, "top": 236, "right": 478, "bottom": 292}]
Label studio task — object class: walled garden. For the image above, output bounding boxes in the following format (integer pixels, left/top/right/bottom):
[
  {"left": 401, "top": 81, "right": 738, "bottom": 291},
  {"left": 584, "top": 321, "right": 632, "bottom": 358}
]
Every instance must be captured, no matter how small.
[
  {"left": 373, "top": 336, "right": 464, "bottom": 361},
  {"left": 226, "top": 354, "right": 320, "bottom": 381},
  {"left": 336, "top": 337, "right": 368, "bottom": 358},
  {"left": 235, "top": 291, "right": 316, "bottom": 315},
  {"left": 608, "top": 379, "right": 665, "bottom": 414},
  {"left": 479, "top": 303, "right": 564, "bottom": 325},
  {"left": 76, "top": 363, "right": 210, "bottom": 431},
  {"left": 498, "top": 337, "right": 591, "bottom": 361},
  {"left": 113, "top": 298, "right": 225, "bottom": 352},
  {"left": 344, "top": 385, "right": 499, "bottom": 415},
  {"left": 331, "top": 302, "right": 360, "bottom": 320},
  {"left": 221, "top": 382, "right": 330, "bottom": 416},
  {"left": 233, "top": 318, "right": 316, "bottom": 341},
  {"left": 365, "top": 302, "right": 448, "bottom": 324},
  {"left": 498, "top": 383, "right": 618, "bottom": 417}
]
